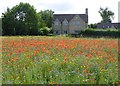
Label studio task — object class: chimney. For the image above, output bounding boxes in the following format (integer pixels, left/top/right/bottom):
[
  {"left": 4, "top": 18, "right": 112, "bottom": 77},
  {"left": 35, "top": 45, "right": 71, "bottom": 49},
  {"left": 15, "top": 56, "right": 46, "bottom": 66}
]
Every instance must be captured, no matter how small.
[{"left": 85, "top": 8, "right": 88, "bottom": 15}]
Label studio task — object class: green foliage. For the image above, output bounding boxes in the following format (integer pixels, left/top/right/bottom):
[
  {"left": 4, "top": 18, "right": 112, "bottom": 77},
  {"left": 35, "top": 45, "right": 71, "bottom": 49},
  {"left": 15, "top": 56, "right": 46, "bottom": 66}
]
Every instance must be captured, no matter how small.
[
  {"left": 98, "top": 7, "right": 114, "bottom": 23},
  {"left": 79, "top": 28, "right": 119, "bottom": 38},
  {"left": 88, "top": 23, "right": 97, "bottom": 29},
  {"left": 2, "top": 3, "right": 54, "bottom": 36},
  {"left": 2, "top": 2, "right": 39, "bottom": 35},
  {"left": 38, "top": 10, "right": 54, "bottom": 28},
  {"left": 39, "top": 27, "right": 51, "bottom": 35}
]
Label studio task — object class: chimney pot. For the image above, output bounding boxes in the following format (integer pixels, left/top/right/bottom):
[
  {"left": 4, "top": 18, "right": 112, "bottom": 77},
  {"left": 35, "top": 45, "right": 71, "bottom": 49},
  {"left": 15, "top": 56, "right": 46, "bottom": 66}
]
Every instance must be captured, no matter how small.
[{"left": 86, "top": 8, "right": 88, "bottom": 15}]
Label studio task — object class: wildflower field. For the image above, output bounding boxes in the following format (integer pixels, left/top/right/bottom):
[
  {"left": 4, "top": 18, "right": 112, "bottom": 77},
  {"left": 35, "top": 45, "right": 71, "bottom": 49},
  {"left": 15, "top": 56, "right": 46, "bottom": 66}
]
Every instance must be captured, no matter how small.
[{"left": 2, "top": 36, "right": 119, "bottom": 84}]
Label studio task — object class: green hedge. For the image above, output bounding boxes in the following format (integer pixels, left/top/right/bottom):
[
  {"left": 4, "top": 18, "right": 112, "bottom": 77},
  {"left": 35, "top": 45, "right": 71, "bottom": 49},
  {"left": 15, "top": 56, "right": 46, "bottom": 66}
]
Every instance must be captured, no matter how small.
[{"left": 78, "top": 29, "right": 120, "bottom": 38}]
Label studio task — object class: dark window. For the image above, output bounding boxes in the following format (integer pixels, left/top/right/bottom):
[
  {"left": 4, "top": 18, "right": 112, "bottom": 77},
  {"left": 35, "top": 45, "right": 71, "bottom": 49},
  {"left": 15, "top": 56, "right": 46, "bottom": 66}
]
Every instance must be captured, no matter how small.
[
  {"left": 55, "top": 31, "right": 59, "bottom": 34},
  {"left": 64, "top": 31, "right": 68, "bottom": 34},
  {"left": 75, "top": 30, "right": 80, "bottom": 33},
  {"left": 63, "top": 20, "right": 68, "bottom": 25},
  {"left": 103, "top": 26, "right": 105, "bottom": 29},
  {"left": 73, "top": 21, "right": 80, "bottom": 26}
]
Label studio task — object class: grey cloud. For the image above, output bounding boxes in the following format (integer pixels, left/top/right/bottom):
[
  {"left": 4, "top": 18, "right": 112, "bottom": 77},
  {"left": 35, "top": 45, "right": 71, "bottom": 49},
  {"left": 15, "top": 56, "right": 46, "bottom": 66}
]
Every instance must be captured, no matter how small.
[
  {"left": 50, "top": 2, "right": 74, "bottom": 11},
  {"left": 36, "top": 1, "right": 74, "bottom": 12}
]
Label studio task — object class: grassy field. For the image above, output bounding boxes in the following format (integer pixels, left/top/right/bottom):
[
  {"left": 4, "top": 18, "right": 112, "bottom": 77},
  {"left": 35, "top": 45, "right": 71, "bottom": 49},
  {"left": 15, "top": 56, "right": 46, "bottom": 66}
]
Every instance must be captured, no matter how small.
[{"left": 2, "top": 36, "right": 119, "bottom": 84}]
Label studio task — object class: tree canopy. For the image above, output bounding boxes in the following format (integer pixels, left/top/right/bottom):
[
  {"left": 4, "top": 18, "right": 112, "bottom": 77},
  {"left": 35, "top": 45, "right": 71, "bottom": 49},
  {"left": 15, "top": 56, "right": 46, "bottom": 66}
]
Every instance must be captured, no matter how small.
[
  {"left": 2, "top": 2, "right": 39, "bottom": 35},
  {"left": 98, "top": 7, "right": 114, "bottom": 23},
  {"left": 2, "top": 2, "right": 54, "bottom": 36},
  {"left": 38, "top": 10, "right": 54, "bottom": 28}
]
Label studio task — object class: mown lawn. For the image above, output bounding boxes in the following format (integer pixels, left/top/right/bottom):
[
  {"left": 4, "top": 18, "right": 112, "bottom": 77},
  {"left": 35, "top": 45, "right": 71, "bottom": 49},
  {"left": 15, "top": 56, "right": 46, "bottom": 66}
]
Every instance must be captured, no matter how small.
[{"left": 2, "top": 36, "right": 119, "bottom": 84}]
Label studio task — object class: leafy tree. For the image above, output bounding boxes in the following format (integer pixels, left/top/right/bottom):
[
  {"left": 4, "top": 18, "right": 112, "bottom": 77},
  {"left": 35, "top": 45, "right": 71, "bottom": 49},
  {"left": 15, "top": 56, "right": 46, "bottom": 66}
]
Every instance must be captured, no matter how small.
[
  {"left": 2, "top": 8, "right": 15, "bottom": 35},
  {"left": 2, "top": 2, "right": 39, "bottom": 35},
  {"left": 38, "top": 10, "right": 54, "bottom": 28},
  {"left": 88, "top": 23, "right": 97, "bottom": 29},
  {"left": 98, "top": 7, "right": 114, "bottom": 23}
]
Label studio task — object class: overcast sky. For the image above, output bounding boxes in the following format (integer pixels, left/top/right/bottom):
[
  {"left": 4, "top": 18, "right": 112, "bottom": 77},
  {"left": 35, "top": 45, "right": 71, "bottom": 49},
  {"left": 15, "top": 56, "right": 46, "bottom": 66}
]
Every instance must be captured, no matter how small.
[{"left": 0, "top": 0, "right": 119, "bottom": 24}]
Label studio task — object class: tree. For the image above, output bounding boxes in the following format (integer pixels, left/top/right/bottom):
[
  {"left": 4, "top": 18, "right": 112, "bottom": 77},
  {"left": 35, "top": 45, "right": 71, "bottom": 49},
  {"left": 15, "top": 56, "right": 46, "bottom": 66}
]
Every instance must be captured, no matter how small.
[
  {"left": 38, "top": 10, "right": 54, "bottom": 28},
  {"left": 2, "top": 8, "right": 15, "bottom": 35},
  {"left": 98, "top": 7, "right": 114, "bottom": 23},
  {"left": 2, "top": 2, "right": 39, "bottom": 35},
  {"left": 88, "top": 23, "right": 97, "bottom": 29}
]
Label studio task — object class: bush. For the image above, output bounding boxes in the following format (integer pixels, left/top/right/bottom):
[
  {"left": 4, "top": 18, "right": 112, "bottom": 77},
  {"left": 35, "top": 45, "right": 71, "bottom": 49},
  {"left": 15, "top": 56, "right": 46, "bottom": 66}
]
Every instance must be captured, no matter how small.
[
  {"left": 79, "top": 28, "right": 120, "bottom": 38},
  {"left": 39, "top": 27, "right": 51, "bottom": 35}
]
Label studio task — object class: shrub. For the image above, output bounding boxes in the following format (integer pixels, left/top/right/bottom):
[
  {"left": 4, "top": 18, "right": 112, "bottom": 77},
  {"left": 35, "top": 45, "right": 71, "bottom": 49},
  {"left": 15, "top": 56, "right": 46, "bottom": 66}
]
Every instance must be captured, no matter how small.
[
  {"left": 39, "top": 27, "right": 51, "bottom": 35},
  {"left": 79, "top": 28, "right": 120, "bottom": 38}
]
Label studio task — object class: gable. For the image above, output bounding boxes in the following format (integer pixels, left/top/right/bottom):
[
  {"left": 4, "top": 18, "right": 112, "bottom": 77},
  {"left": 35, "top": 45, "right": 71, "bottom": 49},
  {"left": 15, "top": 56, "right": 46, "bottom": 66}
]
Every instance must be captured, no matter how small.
[
  {"left": 112, "top": 23, "right": 120, "bottom": 29},
  {"left": 69, "top": 15, "right": 85, "bottom": 26},
  {"left": 54, "top": 19, "right": 61, "bottom": 26},
  {"left": 62, "top": 19, "right": 68, "bottom": 25},
  {"left": 53, "top": 14, "right": 88, "bottom": 23},
  {"left": 97, "top": 23, "right": 120, "bottom": 29},
  {"left": 111, "top": 25, "right": 115, "bottom": 29}
]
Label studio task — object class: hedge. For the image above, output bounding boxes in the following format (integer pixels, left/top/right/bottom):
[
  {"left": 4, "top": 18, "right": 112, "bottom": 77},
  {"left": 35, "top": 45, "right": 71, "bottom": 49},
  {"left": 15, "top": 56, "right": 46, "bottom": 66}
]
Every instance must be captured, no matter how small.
[{"left": 78, "top": 29, "right": 120, "bottom": 38}]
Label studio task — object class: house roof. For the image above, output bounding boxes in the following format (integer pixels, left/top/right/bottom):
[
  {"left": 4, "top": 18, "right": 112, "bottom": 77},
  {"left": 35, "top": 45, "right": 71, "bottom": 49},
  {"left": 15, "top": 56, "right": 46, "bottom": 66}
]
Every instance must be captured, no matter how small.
[
  {"left": 112, "top": 23, "right": 120, "bottom": 28},
  {"left": 97, "top": 23, "right": 112, "bottom": 28},
  {"left": 53, "top": 14, "right": 88, "bottom": 23},
  {"left": 97, "top": 23, "right": 120, "bottom": 29}
]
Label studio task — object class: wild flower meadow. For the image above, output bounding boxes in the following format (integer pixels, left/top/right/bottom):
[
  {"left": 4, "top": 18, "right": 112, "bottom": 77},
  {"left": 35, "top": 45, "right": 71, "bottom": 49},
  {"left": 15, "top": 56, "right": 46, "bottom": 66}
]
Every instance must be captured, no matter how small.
[{"left": 2, "top": 36, "right": 119, "bottom": 84}]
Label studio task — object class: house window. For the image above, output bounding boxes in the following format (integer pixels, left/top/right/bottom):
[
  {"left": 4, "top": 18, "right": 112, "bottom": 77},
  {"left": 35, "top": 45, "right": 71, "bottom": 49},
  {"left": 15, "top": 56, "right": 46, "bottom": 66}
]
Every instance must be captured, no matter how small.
[
  {"left": 75, "top": 30, "right": 80, "bottom": 33},
  {"left": 75, "top": 16, "right": 79, "bottom": 19},
  {"left": 54, "top": 21, "right": 59, "bottom": 25},
  {"left": 73, "top": 21, "right": 80, "bottom": 26},
  {"left": 55, "top": 31, "right": 59, "bottom": 34},
  {"left": 63, "top": 20, "right": 68, "bottom": 26},
  {"left": 103, "top": 26, "right": 105, "bottom": 28},
  {"left": 76, "top": 21, "right": 80, "bottom": 26},
  {"left": 64, "top": 30, "right": 68, "bottom": 34}
]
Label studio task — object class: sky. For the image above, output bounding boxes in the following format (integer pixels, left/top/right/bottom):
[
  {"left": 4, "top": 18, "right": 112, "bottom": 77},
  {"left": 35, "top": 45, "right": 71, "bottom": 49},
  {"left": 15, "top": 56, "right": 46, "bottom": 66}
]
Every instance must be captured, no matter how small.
[{"left": 0, "top": 0, "right": 119, "bottom": 24}]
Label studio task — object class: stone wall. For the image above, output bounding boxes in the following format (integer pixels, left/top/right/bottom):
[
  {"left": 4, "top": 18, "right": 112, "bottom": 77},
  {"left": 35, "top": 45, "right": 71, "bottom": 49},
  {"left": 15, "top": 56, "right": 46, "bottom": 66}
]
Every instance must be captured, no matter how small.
[
  {"left": 69, "top": 15, "right": 86, "bottom": 34},
  {"left": 53, "top": 19, "right": 61, "bottom": 35},
  {"left": 53, "top": 15, "right": 87, "bottom": 35}
]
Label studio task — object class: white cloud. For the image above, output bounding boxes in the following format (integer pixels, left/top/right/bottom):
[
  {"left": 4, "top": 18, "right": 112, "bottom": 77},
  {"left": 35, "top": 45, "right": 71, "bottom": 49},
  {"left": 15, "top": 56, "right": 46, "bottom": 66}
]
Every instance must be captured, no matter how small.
[{"left": 0, "top": 0, "right": 119, "bottom": 24}]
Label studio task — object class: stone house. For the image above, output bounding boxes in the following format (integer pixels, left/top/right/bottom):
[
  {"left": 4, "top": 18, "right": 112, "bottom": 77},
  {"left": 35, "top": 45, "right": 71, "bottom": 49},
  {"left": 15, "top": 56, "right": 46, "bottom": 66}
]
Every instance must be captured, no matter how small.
[
  {"left": 97, "top": 23, "right": 120, "bottom": 29},
  {"left": 52, "top": 9, "right": 88, "bottom": 35}
]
